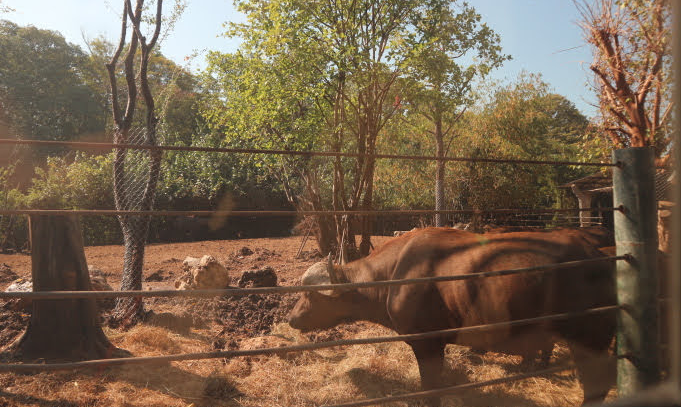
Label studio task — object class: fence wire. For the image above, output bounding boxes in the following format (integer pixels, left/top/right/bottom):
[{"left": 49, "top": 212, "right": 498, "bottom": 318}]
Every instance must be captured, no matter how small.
[
  {"left": 0, "top": 255, "right": 627, "bottom": 301},
  {"left": 0, "top": 207, "right": 622, "bottom": 217},
  {"left": 0, "top": 254, "right": 624, "bottom": 406},
  {"left": 112, "top": 127, "right": 164, "bottom": 297},
  {"left": 0, "top": 305, "right": 618, "bottom": 373},
  {"left": 0, "top": 138, "right": 620, "bottom": 167}
]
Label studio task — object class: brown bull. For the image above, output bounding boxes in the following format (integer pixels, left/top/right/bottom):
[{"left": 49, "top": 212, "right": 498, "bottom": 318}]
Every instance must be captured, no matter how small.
[{"left": 288, "top": 227, "right": 616, "bottom": 406}]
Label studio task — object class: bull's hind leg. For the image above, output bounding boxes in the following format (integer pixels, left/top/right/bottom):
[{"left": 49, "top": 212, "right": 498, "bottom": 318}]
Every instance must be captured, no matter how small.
[
  {"left": 568, "top": 342, "right": 616, "bottom": 405},
  {"left": 408, "top": 339, "right": 446, "bottom": 407}
]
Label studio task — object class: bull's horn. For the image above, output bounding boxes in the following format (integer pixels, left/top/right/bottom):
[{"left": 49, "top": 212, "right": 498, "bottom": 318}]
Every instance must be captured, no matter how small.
[{"left": 327, "top": 254, "right": 340, "bottom": 284}]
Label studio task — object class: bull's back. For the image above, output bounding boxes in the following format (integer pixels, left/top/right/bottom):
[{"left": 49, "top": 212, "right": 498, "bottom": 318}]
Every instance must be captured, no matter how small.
[{"left": 386, "top": 229, "right": 615, "bottom": 350}]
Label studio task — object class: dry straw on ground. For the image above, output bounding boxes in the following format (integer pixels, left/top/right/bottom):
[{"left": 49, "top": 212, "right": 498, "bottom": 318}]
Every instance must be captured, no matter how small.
[{"left": 0, "top": 319, "right": 612, "bottom": 407}]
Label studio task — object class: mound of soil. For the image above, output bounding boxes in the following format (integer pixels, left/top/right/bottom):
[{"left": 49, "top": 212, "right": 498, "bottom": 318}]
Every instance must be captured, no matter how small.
[
  {"left": 235, "top": 246, "right": 254, "bottom": 257},
  {"left": 144, "top": 269, "right": 168, "bottom": 282},
  {"left": 144, "top": 288, "right": 299, "bottom": 343},
  {"left": 215, "top": 293, "right": 298, "bottom": 342},
  {"left": 0, "top": 302, "right": 29, "bottom": 348},
  {"left": 237, "top": 267, "right": 277, "bottom": 288},
  {"left": 0, "top": 263, "right": 18, "bottom": 284},
  {"left": 252, "top": 248, "right": 279, "bottom": 261},
  {"left": 297, "top": 250, "right": 323, "bottom": 261}
]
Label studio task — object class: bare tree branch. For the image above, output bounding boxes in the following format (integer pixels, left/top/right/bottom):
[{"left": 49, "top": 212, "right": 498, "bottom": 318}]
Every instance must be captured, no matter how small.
[
  {"left": 578, "top": 0, "right": 672, "bottom": 153},
  {"left": 106, "top": 0, "right": 129, "bottom": 130}
]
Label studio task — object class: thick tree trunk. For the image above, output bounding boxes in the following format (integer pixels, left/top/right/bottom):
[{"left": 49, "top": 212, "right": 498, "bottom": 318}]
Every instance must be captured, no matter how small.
[
  {"left": 10, "top": 215, "right": 119, "bottom": 360},
  {"left": 314, "top": 214, "right": 337, "bottom": 256}
]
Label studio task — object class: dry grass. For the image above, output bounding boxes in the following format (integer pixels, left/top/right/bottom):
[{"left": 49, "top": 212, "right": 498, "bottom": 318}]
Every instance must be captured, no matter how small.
[{"left": 0, "top": 321, "right": 610, "bottom": 407}]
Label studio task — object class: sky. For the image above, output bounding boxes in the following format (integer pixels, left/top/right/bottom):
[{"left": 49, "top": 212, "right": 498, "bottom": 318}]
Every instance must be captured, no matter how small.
[{"left": 2, "top": 0, "right": 598, "bottom": 117}]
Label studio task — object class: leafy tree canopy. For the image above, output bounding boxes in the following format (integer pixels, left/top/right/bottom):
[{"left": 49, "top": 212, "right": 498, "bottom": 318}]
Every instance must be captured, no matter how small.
[
  {"left": 375, "top": 73, "right": 591, "bottom": 212},
  {"left": 0, "top": 20, "right": 105, "bottom": 141}
]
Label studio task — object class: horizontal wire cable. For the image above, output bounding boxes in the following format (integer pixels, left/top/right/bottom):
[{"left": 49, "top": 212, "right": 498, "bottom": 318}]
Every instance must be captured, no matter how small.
[
  {"left": 0, "top": 207, "right": 623, "bottom": 217},
  {"left": 0, "top": 305, "right": 618, "bottom": 373},
  {"left": 0, "top": 256, "right": 626, "bottom": 300},
  {"left": 0, "top": 138, "right": 619, "bottom": 167}
]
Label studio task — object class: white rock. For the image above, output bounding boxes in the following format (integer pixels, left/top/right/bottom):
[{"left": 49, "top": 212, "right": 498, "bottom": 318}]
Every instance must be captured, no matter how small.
[
  {"left": 182, "top": 256, "right": 201, "bottom": 272},
  {"left": 5, "top": 278, "right": 32, "bottom": 293},
  {"left": 192, "top": 255, "right": 230, "bottom": 289}
]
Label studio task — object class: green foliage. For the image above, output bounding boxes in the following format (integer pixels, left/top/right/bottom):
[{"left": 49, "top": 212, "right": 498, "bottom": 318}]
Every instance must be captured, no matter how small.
[
  {"left": 23, "top": 154, "right": 113, "bottom": 209},
  {"left": 0, "top": 20, "right": 289, "bottom": 246},
  {"left": 453, "top": 73, "right": 590, "bottom": 210},
  {"left": 158, "top": 131, "right": 288, "bottom": 209},
  {"left": 0, "top": 165, "right": 28, "bottom": 250},
  {"left": 374, "top": 114, "right": 436, "bottom": 209},
  {"left": 400, "top": 1, "right": 509, "bottom": 123},
  {"left": 0, "top": 8, "right": 599, "bottom": 247},
  {"left": 577, "top": 130, "right": 613, "bottom": 163},
  {"left": 0, "top": 20, "right": 106, "bottom": 140},
  {"left": 203, "top": 0, "right": 507, "bottom": 212},
  {"left": 375, "top": 73, "right": 591, "bottom": 214},
  {"left": 20, "top": 154, "right": 120, "bottom": 245},
  {"left": 82, "top": 35, "right": 203, "bottom": 140}
]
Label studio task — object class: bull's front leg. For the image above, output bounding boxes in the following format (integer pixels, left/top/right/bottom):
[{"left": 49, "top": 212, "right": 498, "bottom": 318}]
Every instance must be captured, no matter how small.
[{"left": 408, "top": 339, "right": 446, "bottom": 407}]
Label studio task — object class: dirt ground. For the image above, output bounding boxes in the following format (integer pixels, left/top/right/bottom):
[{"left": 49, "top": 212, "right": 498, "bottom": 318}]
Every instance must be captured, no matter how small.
[
  {"left": 0, "top": 235, "right": 611, "bottom": 407},
  {"left": 0, "top": 235, "right": 392, "bottom": 344}
]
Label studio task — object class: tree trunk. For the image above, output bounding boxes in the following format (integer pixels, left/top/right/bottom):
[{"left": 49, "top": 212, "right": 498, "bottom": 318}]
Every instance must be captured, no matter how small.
[
  {"left": 434, "top": 118, "right": 446, "bottom": 227},
  {"left": 10, "top": 215, "right": 120, "bottom": 361},
  {"left": 359, "top": 158, "right": 375, "bottom": 257},
  {"left": 111, "top": 216, "right": 150, "bottom": 327},
  {"left": 314, "top": 214, "right": 337, "bottom": 256},
  {"left": 110, "top": 128, "right": 161, "bottom": 327},
  {"left": 106, "top": 0, "right": 164, "bottom": 329}
]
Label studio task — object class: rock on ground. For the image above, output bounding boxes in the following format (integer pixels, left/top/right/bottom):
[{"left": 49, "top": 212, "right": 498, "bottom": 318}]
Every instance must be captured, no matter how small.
[
  {"left": 175, "top": 255, "right": 230, "bottom": 290},
  {"left": 3, "top": 267, "right": 113, "bottom": 311}
]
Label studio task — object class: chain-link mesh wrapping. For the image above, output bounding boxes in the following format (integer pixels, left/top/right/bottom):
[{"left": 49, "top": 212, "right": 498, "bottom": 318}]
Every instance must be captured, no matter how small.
[
  {"left": 114, "top": 127, "right": 162, "bottom": 248},
  {"left": 117, "top": 127, "right": 159, "bottom": 212},
  {"left": 113, "top": 126, "right": 163, "bottom": 315}
]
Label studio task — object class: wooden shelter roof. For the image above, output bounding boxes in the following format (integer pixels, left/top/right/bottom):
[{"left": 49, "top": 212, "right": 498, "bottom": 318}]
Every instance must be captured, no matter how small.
[{"left": 561, "top": 169, "right": 674, "bottom": 201}]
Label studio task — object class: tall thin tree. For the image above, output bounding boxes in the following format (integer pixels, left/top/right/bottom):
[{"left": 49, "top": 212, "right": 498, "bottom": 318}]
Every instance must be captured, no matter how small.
[
  {"left": 401, "top": 1, "right": 507, "bottom": 226},
  {"left": 106, "top": 0, "right": 164, "bottom": 326}
]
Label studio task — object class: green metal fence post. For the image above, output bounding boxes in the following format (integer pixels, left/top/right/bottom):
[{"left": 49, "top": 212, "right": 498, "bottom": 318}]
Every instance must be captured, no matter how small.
[{"left": 613, "top": 147, "right": 660, "bottom": 396}]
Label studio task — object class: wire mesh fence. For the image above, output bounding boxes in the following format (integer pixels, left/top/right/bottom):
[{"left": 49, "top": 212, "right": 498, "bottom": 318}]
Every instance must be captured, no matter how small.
[{"left": 0, "top": 137, "right": 669, "bottom": 406}]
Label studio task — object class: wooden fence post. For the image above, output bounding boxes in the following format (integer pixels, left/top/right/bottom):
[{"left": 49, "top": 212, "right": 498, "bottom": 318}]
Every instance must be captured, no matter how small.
[
  {"left": 669, "top": 0, "right": 681, "bottom": 392},
  {"left": 612, "top": 147, "right": 660, "bottom": 396}
]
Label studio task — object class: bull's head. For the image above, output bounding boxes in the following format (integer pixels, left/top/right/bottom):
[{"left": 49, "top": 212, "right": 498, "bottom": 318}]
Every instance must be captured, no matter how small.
[{"left": 288, "top": 255, "right": 356, "bottom": 332}]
